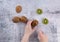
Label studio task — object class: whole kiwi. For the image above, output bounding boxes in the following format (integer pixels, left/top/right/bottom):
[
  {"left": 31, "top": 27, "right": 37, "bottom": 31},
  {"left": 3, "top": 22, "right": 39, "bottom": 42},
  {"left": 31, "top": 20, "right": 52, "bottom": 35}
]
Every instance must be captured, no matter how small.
[
  {"left": 16, "top": 5, "right": 22, "bottom": 13},
  {"left": 31, "top": 20, "right": 38, "bottom": 29},
  {"left": 19, "top": 16, "right": 28, "bottom": 23},
  {"left": 12, "top": 16, "right": 20, "bottom": 23}
]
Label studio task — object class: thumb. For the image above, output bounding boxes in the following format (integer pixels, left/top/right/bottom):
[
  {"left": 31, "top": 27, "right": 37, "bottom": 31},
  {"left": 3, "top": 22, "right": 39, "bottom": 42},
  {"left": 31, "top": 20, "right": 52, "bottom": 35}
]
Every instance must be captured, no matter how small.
[
  {"left": 38, "top": 31, "right": 48, "bottom": 42},
  {"left": 38, "top": 31, "right": 44, "bottom": 39},
  {"left": 27, "top": 21, "right": 32, "bottom": 26}
]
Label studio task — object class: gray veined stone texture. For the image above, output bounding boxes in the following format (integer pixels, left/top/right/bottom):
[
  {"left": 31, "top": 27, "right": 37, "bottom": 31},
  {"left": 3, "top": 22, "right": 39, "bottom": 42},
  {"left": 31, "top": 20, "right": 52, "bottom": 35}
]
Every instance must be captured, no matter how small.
[{"left": 0, "top": 0, "right": 60, "bottom": 42}]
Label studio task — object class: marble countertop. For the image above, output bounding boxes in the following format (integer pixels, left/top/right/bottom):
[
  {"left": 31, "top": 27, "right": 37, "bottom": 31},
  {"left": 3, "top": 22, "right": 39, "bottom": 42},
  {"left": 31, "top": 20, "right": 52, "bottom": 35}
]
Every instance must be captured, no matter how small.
[{"left": 0, "top": 0, "right": 60, "bottom": 42}]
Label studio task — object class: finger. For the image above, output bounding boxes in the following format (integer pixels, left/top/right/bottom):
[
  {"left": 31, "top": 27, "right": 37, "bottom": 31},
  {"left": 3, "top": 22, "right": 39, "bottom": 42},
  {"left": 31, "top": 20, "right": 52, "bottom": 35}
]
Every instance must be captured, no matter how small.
[
  {"left": 38, "top": 31, "right": 48, "bottom": 42},
  {"left": 26, "top": 21, "right": 32, "bottom": 26},
  {"left": 38, "top": 31, "right": 44, "bottom": 38},
  {"left": 25, "top": 21, "right": 32, "bottom": 28},
  {"left": 27, "top": 21, "right": 32, "bottom": 24}
]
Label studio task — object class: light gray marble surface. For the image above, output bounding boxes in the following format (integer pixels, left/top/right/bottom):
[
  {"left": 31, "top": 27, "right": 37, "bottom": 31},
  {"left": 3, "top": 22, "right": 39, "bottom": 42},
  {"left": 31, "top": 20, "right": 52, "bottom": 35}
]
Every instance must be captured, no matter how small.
[{"left": 0, "top": 0, "right": 60, "bottom": 42}]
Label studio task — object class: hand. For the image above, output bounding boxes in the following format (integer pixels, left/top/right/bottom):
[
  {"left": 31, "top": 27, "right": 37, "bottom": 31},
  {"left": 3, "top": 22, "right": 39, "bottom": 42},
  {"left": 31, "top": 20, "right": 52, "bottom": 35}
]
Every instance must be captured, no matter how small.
[
  {"left": 24, "top": 21, "right": 36, "bottom": 37},
  {"left": 38, "top": 31, "right": 48, "bottom": 42},
  {"left": 21, "top": 21, "right": 36, "bottom": 42}
]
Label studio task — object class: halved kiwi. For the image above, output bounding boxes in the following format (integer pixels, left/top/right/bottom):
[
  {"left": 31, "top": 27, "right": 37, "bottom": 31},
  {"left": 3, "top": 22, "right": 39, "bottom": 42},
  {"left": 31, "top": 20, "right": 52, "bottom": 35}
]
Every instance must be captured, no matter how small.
[
  {"left": 36, "top": 9, "right": 43, "bottom": 14},
  {"left": 42, "top": 18, "right": 49, "bottom": 25}
]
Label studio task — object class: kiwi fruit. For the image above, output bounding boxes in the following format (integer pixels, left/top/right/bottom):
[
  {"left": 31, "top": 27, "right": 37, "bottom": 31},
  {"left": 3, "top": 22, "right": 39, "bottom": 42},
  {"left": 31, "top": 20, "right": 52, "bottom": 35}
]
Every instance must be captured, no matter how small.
[
  {"left": 42, "top": 18, "right": 49, "bottom": 25},
  {"left": 31, "top": 20, "right": 38, "bottom": 29},
  {"left": 37, "top": 9, "right": 43, "bottom": 14},
  {"left": 19, "top": 16, "right": 28, "bottom": 23},
  {"left": 12, "top": 16, "right": 20, "bottom": 23},
  {"left": 16, "top": 5, "right": 22, "bottom": 13}
]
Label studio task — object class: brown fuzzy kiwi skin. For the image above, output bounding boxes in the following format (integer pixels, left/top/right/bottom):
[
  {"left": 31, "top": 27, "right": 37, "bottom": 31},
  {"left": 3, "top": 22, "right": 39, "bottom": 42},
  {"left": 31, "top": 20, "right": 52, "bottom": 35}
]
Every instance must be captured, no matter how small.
[
  {"left": 31, "top": 20, "right": 38, "bottom": 29},
  {"left": 12, "top": 17, "right": 20, "bottom": 23},
  {"left": 19, "top": 16, "right": 28, "bottom": 23},
  {"left": 16, "top": 5, "right": 22, "bottom": 13}
]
